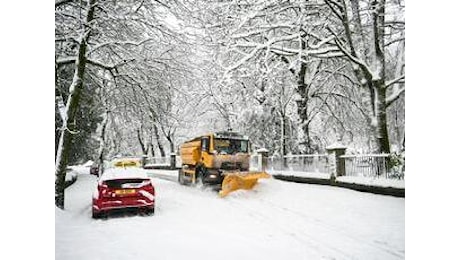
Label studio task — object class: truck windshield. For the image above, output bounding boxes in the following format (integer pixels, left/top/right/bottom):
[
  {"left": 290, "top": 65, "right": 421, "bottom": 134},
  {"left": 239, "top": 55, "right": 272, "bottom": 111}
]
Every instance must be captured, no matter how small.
[{"left": 214, "top": 138, "right": 248, "bottom": 154}]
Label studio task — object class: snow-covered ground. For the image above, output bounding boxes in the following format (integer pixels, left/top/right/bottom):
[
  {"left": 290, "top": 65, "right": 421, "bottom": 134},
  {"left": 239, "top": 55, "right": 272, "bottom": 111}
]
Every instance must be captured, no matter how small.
[
  {"left": 56, "top": 169, "right": 405, "bottom": 260},
  {"left": 337, "top": 176, "right": 405, "bottom": 189}
]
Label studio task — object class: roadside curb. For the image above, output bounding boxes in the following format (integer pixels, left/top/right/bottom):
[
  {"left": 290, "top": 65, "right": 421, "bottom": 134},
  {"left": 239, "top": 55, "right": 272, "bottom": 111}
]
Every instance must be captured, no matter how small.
[
  {"left": 144, "top": 165, "right": 180, "bottom": 170},
  {"left": 272, "top": 175, "right": 405, "bottom": 198}
]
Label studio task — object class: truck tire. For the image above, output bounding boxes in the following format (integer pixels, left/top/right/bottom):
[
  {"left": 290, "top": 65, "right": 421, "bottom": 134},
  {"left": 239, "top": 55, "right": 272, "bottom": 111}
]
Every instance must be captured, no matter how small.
[
  {"left": 196, "top": 167, "right": 207, "bottom": 187},
  {"left": 178, "top": 169, "right": 184, "bottom": 185}
]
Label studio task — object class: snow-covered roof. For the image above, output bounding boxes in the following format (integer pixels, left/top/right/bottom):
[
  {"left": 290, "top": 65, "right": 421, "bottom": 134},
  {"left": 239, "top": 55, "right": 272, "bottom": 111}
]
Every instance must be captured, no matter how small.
[{"left": 100, "top": 168, "right": 148, "bottom": 182}]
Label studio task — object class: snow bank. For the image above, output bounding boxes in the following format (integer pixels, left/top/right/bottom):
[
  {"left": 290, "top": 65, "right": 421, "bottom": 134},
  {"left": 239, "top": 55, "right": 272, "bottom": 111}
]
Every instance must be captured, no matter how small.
[
  {"left": 82, "top": 160, "right": 94, "bottom": 167},
  {"left": 337, "top": 176, "right": 405, "bottom": 189},
  {"left": 268, "top": 170, "right": 331, "bottom": 179},
  {"left": 67, "top": 165, "right": 90, "bottom": 175},
  {"left": 65, "top": 170, "right": 77, "bottom": 182}
]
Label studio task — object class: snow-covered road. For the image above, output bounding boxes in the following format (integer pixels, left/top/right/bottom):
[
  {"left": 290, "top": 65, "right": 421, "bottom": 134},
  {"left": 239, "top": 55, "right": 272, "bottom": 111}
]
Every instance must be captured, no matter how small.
[{"left": 56, "top": 169, "right": 404, "bottom": 260}]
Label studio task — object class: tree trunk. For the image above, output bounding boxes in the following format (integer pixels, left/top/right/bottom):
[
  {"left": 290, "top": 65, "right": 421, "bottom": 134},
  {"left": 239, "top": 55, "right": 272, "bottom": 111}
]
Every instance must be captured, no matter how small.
[
  {"left": 375, "top": 84, "right": 391, "bottom": 153},
  {"left": 166, "top": 134, "right": 176, "bottom": 169},
  {"left": 136, "top": 128, "right": 148, "bottom": 155},
  {"left": 279, "top": 111, "right": 288, "bottom": 168},
  {"left": 338, "top": 0, "right": 390, "bottom": 153},
  {"left": 372, "top": 0, "right": 389, "bottom": 153},
  {"left": 55, "top": 0, "right": 96, "bottom": 209},
  {"left": 166, "top": 135, "right": 175, "bottom": 155},
  {"left": 153, "top": 124, "right": 165, "bottom": 157},
  {"left": 295, "top": 52, "right": 311, "bottom": 152},
  {"left": 148, "top": 143, "right": 155, "bottom": 157},
  {"left": 279, "top": 51, "right": 317, "bottom": 154},
  {"left": 95, "top": 110, "right": 109, "bottom": 176}
]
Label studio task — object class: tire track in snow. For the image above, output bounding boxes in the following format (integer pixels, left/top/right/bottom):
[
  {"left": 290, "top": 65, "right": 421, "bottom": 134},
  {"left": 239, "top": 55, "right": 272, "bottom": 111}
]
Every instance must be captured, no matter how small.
[
  {"left": 255, "top": 197, "right": 404, "bottom": 259},
  {"left": 225, "top": 197, "right": 357, "bottom": 260},
  {"left": 144, "top": 170, "right": 403, "bottom": 258},
  {"left": 222, "top": 178, "right": 404, "bottom": 260},
  {"left": 149, "top": 175, "right": 402, "bottom": 259}
]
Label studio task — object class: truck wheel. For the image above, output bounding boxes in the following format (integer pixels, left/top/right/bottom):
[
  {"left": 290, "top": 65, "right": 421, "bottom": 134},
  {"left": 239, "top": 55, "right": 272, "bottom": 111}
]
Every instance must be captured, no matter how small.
[
  {"left": 196, "top": 167, "right": 207, "bottom": 187},
  {"left": 178, "top": 169, "right": 184, "bottom": 185}
]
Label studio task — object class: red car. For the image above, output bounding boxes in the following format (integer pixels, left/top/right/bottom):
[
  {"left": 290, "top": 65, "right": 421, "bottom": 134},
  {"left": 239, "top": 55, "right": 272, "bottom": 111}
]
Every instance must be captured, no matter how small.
[{"left": 92, "top": 168, "right": 155, "bottom": 218}]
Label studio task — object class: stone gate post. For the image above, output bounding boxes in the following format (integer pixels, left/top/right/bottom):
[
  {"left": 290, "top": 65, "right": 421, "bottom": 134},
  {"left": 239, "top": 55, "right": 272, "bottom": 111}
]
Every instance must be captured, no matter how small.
[{"left": 326, "top": 144, "right": 347, "bottom": 179}]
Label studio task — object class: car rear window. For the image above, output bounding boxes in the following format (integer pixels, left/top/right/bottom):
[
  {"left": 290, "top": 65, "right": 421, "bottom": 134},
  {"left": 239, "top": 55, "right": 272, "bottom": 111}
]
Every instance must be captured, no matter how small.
[{"left": 104, "top": 179, "right": 147, "bottom": 189}]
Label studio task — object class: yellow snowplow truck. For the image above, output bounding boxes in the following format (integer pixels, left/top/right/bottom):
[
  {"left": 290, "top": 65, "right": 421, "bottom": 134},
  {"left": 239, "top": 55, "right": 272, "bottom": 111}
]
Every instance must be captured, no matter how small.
[{"left": 177, "top": 131, "right": 270, "bottom": 197}]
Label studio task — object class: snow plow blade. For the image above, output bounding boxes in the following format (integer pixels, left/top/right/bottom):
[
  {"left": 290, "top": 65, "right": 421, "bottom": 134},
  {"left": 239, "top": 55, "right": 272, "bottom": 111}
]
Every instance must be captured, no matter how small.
[{"left": 219, "top": 171, "right": 271, "bottom": 197}]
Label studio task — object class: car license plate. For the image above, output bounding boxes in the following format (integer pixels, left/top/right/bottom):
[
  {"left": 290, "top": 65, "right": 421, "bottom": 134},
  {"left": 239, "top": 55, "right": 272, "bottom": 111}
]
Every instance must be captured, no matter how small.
[{"left": 115, "top": 189, "right": 135, "bottom": 195}]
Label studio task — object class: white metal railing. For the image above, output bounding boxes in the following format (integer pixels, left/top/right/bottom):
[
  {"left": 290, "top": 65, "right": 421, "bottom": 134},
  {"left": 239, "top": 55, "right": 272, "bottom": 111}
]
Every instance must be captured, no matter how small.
[
  {"left": 144, "top": 155, "right": 181, "bottom": 168},
  {"left": 145, "top": 156, "right": 169, "bottom": 166},
  {"left": 339, "top": 154, "right": 404, "bottom": 179},
  {"left": 266, "top": 154, "right": 329, "bottom": 173},
  {"left": 255, "top": 152, "right": 404, "bottom": 180},
  {"left": 283, "top": 154, "right": 328, "bottom": 158},
  {"left": 340, "top": 154, "right": 390, "bottom": 158}
]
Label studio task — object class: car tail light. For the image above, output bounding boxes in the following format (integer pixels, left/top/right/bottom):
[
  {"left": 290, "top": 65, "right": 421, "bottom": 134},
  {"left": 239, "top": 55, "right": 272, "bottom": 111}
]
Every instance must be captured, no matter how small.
[
  {"left": 99, "top": 182, "right": 111, "bottom": 198},
  {"left": 141, "top": 180, "right": 155, "bottom": 195}
]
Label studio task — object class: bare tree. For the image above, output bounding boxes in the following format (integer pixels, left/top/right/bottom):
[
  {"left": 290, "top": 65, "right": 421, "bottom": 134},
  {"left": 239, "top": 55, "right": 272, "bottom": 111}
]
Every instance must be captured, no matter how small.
[
  {"left": 55, "top": 0, "right": 97, "bottom": 209},
  {"left": 55, "top": 0, "right": 197, "bottom": 208},
  {"left": 198, "top": 0, "right": 404, "bottom": 153}
]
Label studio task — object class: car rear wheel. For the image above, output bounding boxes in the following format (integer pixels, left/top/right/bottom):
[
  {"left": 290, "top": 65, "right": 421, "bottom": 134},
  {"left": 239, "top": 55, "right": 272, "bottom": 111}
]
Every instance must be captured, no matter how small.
[
  {"left": 92, "top": 209, "right": 102, "bottom": 219},
  {"left": 147, "top": 207, "right": 155, "bottom": 215},
  {"left": 140, "top": 207, "right": 155, "bottom": 216}
]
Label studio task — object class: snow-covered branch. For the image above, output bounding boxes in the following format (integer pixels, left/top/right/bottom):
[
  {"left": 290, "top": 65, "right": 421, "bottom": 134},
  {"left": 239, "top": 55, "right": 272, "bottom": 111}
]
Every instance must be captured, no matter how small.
[
  {"left": 385, "top": 87, "right": 405, "bottom": 108},
  {"left": 224, "top": 45, "right": 264, "bottom": 73},
  {"left": 87, "top": 38, "right": 156, "bottom": 56},
  {"left": 87, "top": 59, "right": 117, "bottom": 71},
  {"left": 308, "top": 35, "right": 336, "bottom": 49},
  {"left": 55, "top": 96, "right": 66, "bottom": 121},
  {"left": 230, "top": 24, "right": 297, "bottom": 39},
  {"left": 385, "top": 37, "right": 405, "bottom": 47},
  {"left": 56, "top": 57, "right": 76, "bottom": 66},
  {"left": 331, "top": 35, "right": 374, "bottom": 81},
  {"left": 56, "top": 56, "right": 135, "bottom": 72},
  {"left": 385, "top": 74, "right": 405, "bottom": 89},
  {"left": 55, "top": 0, "right": 75, "bottom": 8}
]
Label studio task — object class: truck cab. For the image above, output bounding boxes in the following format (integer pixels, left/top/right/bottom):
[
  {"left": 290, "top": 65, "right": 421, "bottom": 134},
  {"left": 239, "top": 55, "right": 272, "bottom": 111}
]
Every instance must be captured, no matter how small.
[{"left": 178, "top": 131, "right": 251, "bottom": 185}]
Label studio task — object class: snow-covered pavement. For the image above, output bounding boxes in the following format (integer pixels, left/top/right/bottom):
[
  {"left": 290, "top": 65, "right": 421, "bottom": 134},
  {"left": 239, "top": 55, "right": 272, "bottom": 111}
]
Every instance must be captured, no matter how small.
[{"left": 56, "top": 169, "right": 404, "bottom": 260}]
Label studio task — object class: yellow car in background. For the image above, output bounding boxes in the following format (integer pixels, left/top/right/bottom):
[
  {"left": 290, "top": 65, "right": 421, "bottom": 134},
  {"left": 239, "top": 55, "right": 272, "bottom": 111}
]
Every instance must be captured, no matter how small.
[{"left": 111, "top": 156, "right": 143, "bottom": 168}]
